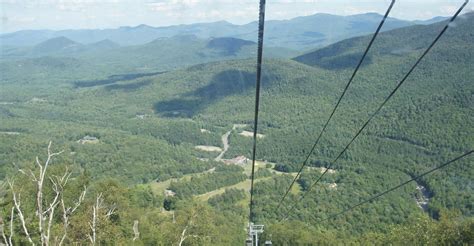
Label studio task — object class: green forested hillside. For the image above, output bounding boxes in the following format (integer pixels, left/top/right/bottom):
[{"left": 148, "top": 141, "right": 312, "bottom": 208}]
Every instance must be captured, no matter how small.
[
  {"left": 0, "top": 12, "right": 472, "bottom": 245},
  {"left": 1, "top": 35, "right": 297, "bottom": 74}
]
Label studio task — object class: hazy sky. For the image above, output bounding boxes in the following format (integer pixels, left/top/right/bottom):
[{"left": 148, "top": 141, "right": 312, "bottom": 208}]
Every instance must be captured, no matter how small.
[{"left": 1, "top": 0, "right": 472, "bottom": 33}]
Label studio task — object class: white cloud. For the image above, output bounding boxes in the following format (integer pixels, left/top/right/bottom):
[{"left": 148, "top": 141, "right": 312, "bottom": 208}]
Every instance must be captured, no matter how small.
[
  {"left": 147, "top": 0, "right": 200, "bottom": 12},
  {"left": 6, "top": 15, "right": 37, "bottom": 23}
]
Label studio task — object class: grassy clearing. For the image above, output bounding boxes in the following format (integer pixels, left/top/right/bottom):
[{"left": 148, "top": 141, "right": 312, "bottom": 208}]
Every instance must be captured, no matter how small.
[
  {"left": 150, "top": 160, "right": 301, "bottom": 198},
  {"left": 239, "top": 130, "right": 264, "bottom": 138},
  {"left": 198, "top": 161, "right": 300, "bottom": 201},
  {"left": 150, "top": 173, "right": 196, "bottom": 195},
  {"left": 197, "top": 177, "right": 274, "bottom": 201},
  {"left": 195, "top": 145, "right": 222, "bottom": 152}
]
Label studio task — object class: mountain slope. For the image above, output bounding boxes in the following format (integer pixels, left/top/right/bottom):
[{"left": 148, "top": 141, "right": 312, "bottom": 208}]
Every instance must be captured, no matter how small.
[
  {"left": 236, "top": 12, "right": 414, "bottom": 50},
  {"left": 0, "top": 34, "right": 297, "bottom": 73},
  {"left": 32, "top": 36, "right": 84, "bottom": 55},
  {"left": 294, "top": 12, "right": 473, "bottom": 73}
]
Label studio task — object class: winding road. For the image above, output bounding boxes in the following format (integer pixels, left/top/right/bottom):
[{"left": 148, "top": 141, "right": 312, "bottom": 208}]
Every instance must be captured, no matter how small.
[
  {"left": 214, "top": 124, "right": 247, "bottom": 162},
  {"left": 214, "top": 130, "right": 231, "bottom": 161}
]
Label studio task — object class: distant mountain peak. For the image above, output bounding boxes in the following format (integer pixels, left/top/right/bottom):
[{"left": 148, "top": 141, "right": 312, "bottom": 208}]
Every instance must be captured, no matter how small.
[
  {"left": 133, "top": 24, "right": 155, "bottom": 29},
  {"left": 212, "top": 20, "right": 233, "bottom": 25},
  {"left": 356, "top": 12, "right": 383, "bottom": 17},
  {"left": 43, "top": 36, "right": 76, "bottom": 43},
  {"left": 118, "top": 24, "right": 155, "bottom": 30},
  {"left": 94, "top": 38, "right": 117, "bottom": 44},
  {"left": 33, "top": 36, "right": 82, "bottom": 54},
  {"left": 35, "top": 36, "right": 79, "bottom": 47},
  {"left": 207, "top": 37, "right": 255, "bottom": 55},
  {"left": 413, "top": 16, "right": 449, "bottom": 25}
]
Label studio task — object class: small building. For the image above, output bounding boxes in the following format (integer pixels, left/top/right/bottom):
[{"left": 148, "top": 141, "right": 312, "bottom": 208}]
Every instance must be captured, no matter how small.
[
  {"left": 77, "top": 135, "right": 99, "bottom": 144},
  {"left": 135, "top": 114, "right": 151, "bottom": 119},
  {"left": 223, "top": 155, "right": 249, "bottom": 165}
]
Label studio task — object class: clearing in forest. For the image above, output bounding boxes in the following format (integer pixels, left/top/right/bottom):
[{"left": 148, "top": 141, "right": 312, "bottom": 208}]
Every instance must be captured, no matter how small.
[
  {"left": 239, "top": 130, "right": 264, "bottom": 138},
  {"left": 195, "top": 145, "right": 223, "bottom": 152}
]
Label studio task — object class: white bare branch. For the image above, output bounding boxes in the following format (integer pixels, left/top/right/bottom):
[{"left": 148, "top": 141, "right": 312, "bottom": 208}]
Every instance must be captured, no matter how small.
[
  {"left": 105, "top": 204, "right": 116, "bottom": 218},
  {"left": 43, "top": 177, "right": 60, "bottom": 216},
  {"left": 8, "top": 207, "right": 14, "bottom": 246},
  {"left": 178, "top": 209, "right": 199, "bottom": 246},
  {"left": 8, "top": 180, "right": 34, "bottom": 245},
  {"left": 71, "top": 186, "right": 87, "bottom": 214},
  {"left": 132, "top": 220, "right": 139, "bottom": 242},
  {"left": 89, "top": 194, "right": 101, "bottom": 245},
  {"left": 1, "top": 215, "right": 9, "bottom": 246},
  {"left": 17, "top": 169, "right": 26, "bottom": 176},
  {"left": 44, "top": 177, "right": 62, "bottom": 246},
  {"left": 59, "top": 185, "right": 86, "bottom": 246},
  {"left": 29, "top": 170, "right": 38, "bottom": 182},
  {"left": 31, "top": 141, "right": 65, "bottom": 246},
  {"left": 6, "top": 142, "right": 72, "bottom": 246}
]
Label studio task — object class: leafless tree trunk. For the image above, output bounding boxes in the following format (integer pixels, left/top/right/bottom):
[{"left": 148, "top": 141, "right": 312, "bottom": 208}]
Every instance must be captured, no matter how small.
[
  {"left": 8, "top": 207, "right": 14, "bottom": 246},
  {"left": 132, "top": 220, "right": 139, "bottom": 242},
  {"left": 88, "top": 193, "right": 102, "bottom": 246},
  {"left": 33, "top": 142, "right": 63, "bottom": 246},
  {"left": 88, "top": 193, "right": 117, "bottom": 245},
  {"left": 8, "top": 181, "right": 34, "bottom": 245}
]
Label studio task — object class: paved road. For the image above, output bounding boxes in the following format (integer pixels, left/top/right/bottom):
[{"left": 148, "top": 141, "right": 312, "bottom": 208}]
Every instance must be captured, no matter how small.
[
  {"left": 215, "top": 131, "right": 231, "bottom": 161},
  {"left": 214, "top": 124, "right": 247, "bottom": 162}
]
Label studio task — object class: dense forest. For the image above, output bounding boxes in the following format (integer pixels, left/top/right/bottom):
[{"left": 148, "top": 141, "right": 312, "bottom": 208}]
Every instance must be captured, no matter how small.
[{"left": 0, "top": 11, "right": 473, "bottom": 245}]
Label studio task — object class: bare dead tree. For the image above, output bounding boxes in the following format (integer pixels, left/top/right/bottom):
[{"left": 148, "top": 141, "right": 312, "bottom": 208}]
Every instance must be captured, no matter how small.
[
  {"left": 132, "top": 220, "right": 139, "bottom": 242},
  {"left": 6, "top": 142, "right": 86, "bottom": 246},
  {"left": 31, "top": 142, "right": 64, "bottom": 246}
]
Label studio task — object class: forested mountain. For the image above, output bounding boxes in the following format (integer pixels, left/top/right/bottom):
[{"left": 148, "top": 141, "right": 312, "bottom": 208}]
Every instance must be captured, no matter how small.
[
  {"left": 0, "top": 35, "right": 296, "bottom": 74},
  {"left": 0, "top": 11, "right": 472, "bottom": 245},
  {"left": 1, "top": 13, "right": 446, "bottom": 50}
]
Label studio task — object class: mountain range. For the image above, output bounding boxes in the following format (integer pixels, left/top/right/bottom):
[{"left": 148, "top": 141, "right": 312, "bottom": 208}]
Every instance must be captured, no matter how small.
[{"left": 1, "top": 13, "right": 447, "bottom": 50}]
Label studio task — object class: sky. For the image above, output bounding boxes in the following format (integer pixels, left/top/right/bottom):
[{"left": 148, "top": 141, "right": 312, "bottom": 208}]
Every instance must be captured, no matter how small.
[{"left": 1, "top": 0, "right": 473, "bottom": 33}]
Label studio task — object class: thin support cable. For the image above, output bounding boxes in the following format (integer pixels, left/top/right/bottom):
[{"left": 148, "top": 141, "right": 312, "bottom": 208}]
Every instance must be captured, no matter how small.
[
  {"left": 276, "top": 0, "right": 396, "bottom": 211},
  {"left": 320, "top": 150, "right": 472, "bottom": 222},
  {"left": 280, "top": 0, "right": 469, "bottom": 221}
]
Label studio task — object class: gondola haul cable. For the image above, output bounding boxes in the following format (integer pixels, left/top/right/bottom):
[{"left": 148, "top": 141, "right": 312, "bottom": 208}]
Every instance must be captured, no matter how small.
[
  {"left": 320, "top": 150, "right": 473, "bottom": 222},
  {"left": 276, "top": 0, "right": 397, "bottom": 211},
  {"left": 280, "top": 0, "right": 469, "bottom": 221},
  {"left": 249, "top": 0, "right": 267, "bottom": 224}
]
